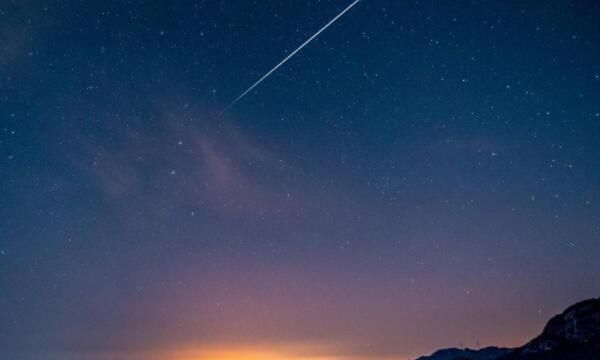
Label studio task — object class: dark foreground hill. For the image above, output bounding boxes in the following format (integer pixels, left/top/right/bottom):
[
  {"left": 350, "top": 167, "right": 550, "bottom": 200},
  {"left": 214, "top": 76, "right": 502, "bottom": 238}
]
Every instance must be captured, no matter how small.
[
  {"left": 416, "top": 347, "right": 512, "bottom": 360},
  {"left": 416, "top": 298, "right": 600, "bottom": 360}
]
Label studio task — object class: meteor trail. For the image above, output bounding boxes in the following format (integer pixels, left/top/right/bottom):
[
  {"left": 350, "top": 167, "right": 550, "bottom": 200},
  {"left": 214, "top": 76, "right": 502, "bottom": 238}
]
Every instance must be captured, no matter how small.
[{"left": 220, "top": 0, "right": 362, "bottom": 115}]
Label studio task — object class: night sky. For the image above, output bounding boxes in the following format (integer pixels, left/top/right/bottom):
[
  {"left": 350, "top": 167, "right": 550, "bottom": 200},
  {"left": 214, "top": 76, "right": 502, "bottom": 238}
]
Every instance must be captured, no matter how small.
[{"left": 1, "top": 1, "right": 600, "bottom": 360}]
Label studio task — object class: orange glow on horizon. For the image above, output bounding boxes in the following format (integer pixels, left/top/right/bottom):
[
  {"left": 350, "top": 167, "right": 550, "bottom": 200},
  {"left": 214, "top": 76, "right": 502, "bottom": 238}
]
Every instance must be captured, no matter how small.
[{"left": 167, "top": 345, "right": 343, "bottom": 360}]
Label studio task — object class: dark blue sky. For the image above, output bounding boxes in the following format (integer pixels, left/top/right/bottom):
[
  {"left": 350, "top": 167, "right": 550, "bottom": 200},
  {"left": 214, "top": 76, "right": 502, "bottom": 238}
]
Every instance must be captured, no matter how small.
[{"left": 1, "top": 1, "right": 599, "bottom": 359}]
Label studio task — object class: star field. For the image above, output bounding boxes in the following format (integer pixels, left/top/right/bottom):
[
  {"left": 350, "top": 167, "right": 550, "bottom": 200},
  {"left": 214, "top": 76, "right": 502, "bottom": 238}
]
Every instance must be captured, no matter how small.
[{"left": 1, "top": 1, "right": 600, "bottom": 360}]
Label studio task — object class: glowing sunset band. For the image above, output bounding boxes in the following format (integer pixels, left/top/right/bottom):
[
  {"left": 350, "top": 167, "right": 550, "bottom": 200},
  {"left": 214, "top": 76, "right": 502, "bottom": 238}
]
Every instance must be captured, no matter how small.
[{"left": 167, "top": 345, "right": 344, "bottom": 360}]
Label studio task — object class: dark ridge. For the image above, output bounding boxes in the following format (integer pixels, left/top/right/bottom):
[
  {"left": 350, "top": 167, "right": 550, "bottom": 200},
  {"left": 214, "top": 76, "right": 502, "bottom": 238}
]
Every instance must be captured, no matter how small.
[
  {"left": 415, "top": 298, "right": 600, "bottom": 360},
  {"left": 415, "top": 346, "right": 513, "bottom": 360},
  {"left": 499, "top": 298, "right": 600, "bottom": 360}
]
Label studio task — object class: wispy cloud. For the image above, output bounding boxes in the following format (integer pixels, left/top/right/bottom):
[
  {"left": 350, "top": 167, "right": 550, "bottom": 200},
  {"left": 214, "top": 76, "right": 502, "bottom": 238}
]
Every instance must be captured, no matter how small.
[{"left": 75, "top": 113, "right": 302, "bottom": 220}]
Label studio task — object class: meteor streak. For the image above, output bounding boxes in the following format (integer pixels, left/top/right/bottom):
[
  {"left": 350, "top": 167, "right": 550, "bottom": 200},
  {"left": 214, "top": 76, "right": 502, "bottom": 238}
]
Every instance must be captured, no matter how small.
[{"left": 221, "top": 0, "right": 362, "bottom": 115}]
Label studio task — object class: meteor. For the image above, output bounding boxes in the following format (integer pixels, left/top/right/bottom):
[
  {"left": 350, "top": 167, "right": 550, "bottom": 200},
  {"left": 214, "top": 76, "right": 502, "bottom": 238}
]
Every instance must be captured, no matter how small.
[{"left": 221, "top": 0, "right": 362, "bottom": 115}]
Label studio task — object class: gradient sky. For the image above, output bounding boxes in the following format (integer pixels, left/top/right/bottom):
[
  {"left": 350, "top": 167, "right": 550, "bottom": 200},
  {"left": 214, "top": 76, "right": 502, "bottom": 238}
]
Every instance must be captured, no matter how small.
[{"left": 1, "top": 1, "right": 600, "bottom": 360}]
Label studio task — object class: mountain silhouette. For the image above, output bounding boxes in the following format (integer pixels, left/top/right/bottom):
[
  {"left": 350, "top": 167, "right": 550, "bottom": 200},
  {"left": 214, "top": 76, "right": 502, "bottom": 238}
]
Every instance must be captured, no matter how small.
[
  {"left": 415, "top": 298, "right": 600, "bottom": 360},
  {"left": 416, "top": 347, "right": 512, "bottom": 360}
]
